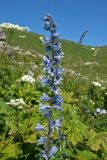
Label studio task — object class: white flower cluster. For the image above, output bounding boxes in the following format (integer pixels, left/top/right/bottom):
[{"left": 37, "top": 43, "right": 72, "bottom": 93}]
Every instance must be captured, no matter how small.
[
  {"left": 21, "top": 74, "right": 35, "bottom": 84},
  {"left": 19, "top": 35, "right": 26, "bottom": 38},
  {"left": 0, "top": 23, "right": 30, "bottom": 32},
  {"left": 84, "top": 61, "right": 99, "bottom": 66},
  {"left": 7, "top": 98, "right": 25, "bottom": 109},
  {"left": 91, "top": 47, "right": 95, "bottom": 50},
  {"left": 92, "top": 81, "right": 101, "bottom": 87},
  {"left": 95, "top": 108, "right": 107, "bottom": 115}
]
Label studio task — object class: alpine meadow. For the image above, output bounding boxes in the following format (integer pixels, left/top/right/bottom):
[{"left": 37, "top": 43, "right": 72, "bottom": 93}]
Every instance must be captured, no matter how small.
[{"left": 0, "top": 12, "right": 107, "bottom": 160}]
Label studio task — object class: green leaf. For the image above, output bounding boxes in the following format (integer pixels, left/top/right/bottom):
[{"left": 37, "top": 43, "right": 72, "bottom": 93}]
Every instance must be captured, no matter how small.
[
  {"left": 1, "top": 143, "right": 21, "bottom": 159},
  {"left": 76, "top": 150, "right": 99, "bottom": 160}
]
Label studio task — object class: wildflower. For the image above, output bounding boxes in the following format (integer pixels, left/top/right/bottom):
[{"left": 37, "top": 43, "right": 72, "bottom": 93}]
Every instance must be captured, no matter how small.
[
  {"left": 18, "top": 106, "right": 23, "bottom": 110},
  {"left": 0, "top": 23, "right": 30, "bottom": 31},
  {"left": 100, "top": 109, "right": 107, "bottom": 114},
  {"left": 41, "top": 77, "right": 48, "bottom": 86},
  {"left": 21, "top": 75, "right": 35, "bottom": 84},
  {"left": 41, "top": 93, "right": 50, "bottom": 102},
  {"left": 49, "top": 146, "right": 57, "bottom": 158},
  {"left": 35, "top": 123, "right": 46, "bottom": 131},
  {"left": 95, "top": 108, "right": 107, "bottom": 115},
  {"left": 37, "top": 137, "right": 47, "bottom": 145},
  {"left": 39, "top": 36, "right": 44, "bottom": 41},
  {"left": 92, "top": 81, "right": 101, "bottom": 87},
  {"left": 19, "top": 35, "right": 26, "bottom": 38},
  {"left": 35, "top": 14, "right": 64, "bottom": 159},
  {"left": 54, "top": 119, "right": 62, "bottom": 129},
  {"left": 6, "top": 98, "right": 25, "bottom": 110},
  {"left": 41, "top": 150, "right": 48, "bottom": 160},
  {"left": 51, "top": 85, "right": 60, "bottom": 94},
  {"left": 51, "top": 95, "right": 63, "bottom": 106},
  {"left": 96, "top": 108, "right": 101, "bottom": 113},
  {"left": 40, "top": 104, "right": 51, "bottom": 112},
  {"left": 53, "top": 105, "right": 63, "bottom": 111},
  {"left": 7, "top": 98, "right": 25, "bottom": 106},
  {"left": 91, "top": 47, "right": 95, "bottom": 50}
]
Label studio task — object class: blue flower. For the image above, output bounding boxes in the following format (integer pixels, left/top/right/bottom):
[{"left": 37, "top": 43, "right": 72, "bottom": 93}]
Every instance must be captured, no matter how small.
[
  {"left": 54, "top": 50, "right": 64, "bottom": 57},
  {"left": 54, "top": 119, "right": 62, "bottom": 128},
  {"left": 49, "top": 146, "right": 57, "bottom": 158},
  {"left": 50, "top": 23, "right": 57, "bottom": 32},
  {"left": 47, "top": 67, "right": 54, "bottom": 76},
  {"left": 53, "top": 105, "right": 63, "bottom": 111},
  {"left": 40, "top": 104, "right": 51, "bottom": 112},
  {"left": 44, "top": 21, "right": 51, "bottom": 30},
  {"left": 44, "top": 111, "right": 50, "bottom": 118},
  {"left": 36, "top": 14, "right": 64, "bottom": 159},
  {"left": 41, "top": 93, "right": 50, "bottom": 102},
  {"left": 53, "top": 44, "right": 61, "bottom": 51},
  {"left": 51, "top": 95, "right": 63, "bottom": 106},
  {"left": 54, "top": 75, "right": 63, "bottom": 85},
  {"left": 54, "top": 67, "right": 64, "bottom": 75},
  {"left": 41, "top": 150, "right": 48, "bottom": 160},
  {"left": 53, "top": 32, "right": 59, "bottom": 38},
  {"left": 45, "top": 45, "right": 52, "bottom": 51},
  {"left": 43, "top": 36, "right": 50, "bottom": 44},
  {"left": 51, "top": 85, "right": 60, "bottom": 95},
  {"left": 37, "top": 136, "right": 47, "bottom": 145},
  {"left": 49, "top": 119, "right": 62, "bottom": 130},
  {"left": 35, "top": 123, "right": 46, "bottom": 131},
  {"left": 43, "top": 55, "right": 52, "bottom": 70},
  {"left": 41, "top": 77, "right": 48, "bottom": 86}
]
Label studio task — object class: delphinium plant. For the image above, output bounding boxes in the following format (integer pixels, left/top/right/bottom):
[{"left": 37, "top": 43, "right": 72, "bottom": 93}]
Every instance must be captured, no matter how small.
[{"left": 35, "top": 14, "right": 64, "bottom": 160}]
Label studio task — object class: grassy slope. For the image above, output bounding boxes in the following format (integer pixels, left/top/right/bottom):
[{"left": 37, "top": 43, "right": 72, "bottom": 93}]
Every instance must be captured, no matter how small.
[{"left": 4, "top": 29, "right": 107, "bottom": 83}]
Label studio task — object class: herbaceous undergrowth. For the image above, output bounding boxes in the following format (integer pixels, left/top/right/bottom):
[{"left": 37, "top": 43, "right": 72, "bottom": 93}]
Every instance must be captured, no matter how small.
[{"left": 35, "top": 14, "right": 64, "bottom": 159}]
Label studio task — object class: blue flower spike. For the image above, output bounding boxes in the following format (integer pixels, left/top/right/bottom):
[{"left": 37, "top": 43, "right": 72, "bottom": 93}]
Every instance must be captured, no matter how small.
[{"left": 35, "top": 14, "right": 64, "bottom": 159}]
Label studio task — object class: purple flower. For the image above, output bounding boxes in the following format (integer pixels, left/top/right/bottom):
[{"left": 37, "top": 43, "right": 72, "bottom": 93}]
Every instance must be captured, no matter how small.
[
  {"left": 49, "top": 146, "right": 57, "bottom": 158},
  {"left": 53, "top": 105, "right": 63, "bottom": 111},
  {"left": 41, "top": 150, "right": 48, "bottom": 160},
  {"left": 36, "top": 14, "right": 64, "bottom": 159},
  {"left": 54, "top": 119, "right": 62, "bottom": 128},
  {"left": 45, "top": 45, "right": 52, "bottom": 51},
  {"left": 44, "top": 21, "right": 51, "bottom": 30},
  {"left": 53, "top": 44, "right": 61, "bottom": 51},
  {"left": 54, "top": 67, "right": 64, "bottom": 75},
  {"left": 35, "top": 123, "right": 46, "bottom": 131},
  {"left": 54, "top": 75, "right": 63, "bottom": 85},
  {"left": 51, "top": 95, "right": 63, "bottom": 106},
  {"left": 43, "top": 14, "right": 53, "bottom": 21},
  {"left": 43, "top": 36, "right": 50, "bottom": 44},
  {"left": 37, "top": 137, "right": 47, "bottom": 145},
  {"left": 40, "top": 104, "right": 51, "bottom": 112},
  {"left": 54, "top": 50, "right": 64, "bottom": 57},
  {"left": 41, "top": 77, "right": 48, "bottom": 86},
  {"left": 43, "top": 55, "right": 52, "bottom": 70},
  {"left": 53, "top": 55, "right": 62, "bottom": 64},
  {"left": 53, "top": 32, "right": 59, "bottom": 38},
  {"left": 49, "top": 119, "right": 62, "bottom": 130},
  {"left": 51, "top": 85, "right": 60, "bottom": 95},
  {"left": 44, "top": 111, "right": 50, "bottom": 118},
  {"left": 41, "top": 93, "right": 50, "bottom": 102},
  {"left": 47, "top": 67, "right": 54, "bottom": 76},
  {"left": 50, "top": 23, "right": 57, "bottom": 32}
]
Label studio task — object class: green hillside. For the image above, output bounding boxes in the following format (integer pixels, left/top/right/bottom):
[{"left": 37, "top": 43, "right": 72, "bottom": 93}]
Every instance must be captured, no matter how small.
[
  {"left": 3, "top": 28, "right": 107, "bottom": 84},
  {"left": 1, "top": 28, "right": 107, "bottom": 160}
]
